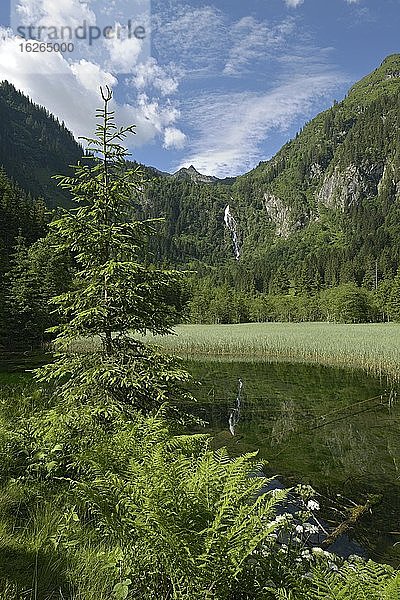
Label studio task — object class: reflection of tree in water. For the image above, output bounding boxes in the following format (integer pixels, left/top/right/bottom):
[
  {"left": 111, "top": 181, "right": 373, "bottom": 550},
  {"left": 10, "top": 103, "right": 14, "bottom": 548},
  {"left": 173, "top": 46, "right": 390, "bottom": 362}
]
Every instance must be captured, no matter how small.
[
  {"left": 386, "top": 437, "right": 400, "bottom": 476},
  {"left": 270, "top": 400, "right": 299, "bottom": 445},
  {"left": 325, "top": 424, "right": 373, "bottom": 476}
]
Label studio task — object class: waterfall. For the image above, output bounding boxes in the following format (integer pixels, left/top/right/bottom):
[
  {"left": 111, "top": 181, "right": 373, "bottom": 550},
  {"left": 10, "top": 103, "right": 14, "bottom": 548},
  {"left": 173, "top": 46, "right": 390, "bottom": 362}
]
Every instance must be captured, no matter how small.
[
  {"left": 224, "top": 204, "right": 240, "bottom": 260},
  {"left": 229, "top": 379, "right": 243, "bottom": 436}
]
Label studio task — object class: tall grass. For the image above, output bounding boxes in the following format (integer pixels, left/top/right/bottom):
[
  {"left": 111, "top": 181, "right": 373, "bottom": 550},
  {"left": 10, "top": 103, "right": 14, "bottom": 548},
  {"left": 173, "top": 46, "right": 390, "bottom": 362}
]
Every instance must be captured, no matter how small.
[
  {"left": 133, "top": 322, "right": 400, "bottom": 381},
  {"left": 0, "top": 378, "right": 118, "bottom": 600}
]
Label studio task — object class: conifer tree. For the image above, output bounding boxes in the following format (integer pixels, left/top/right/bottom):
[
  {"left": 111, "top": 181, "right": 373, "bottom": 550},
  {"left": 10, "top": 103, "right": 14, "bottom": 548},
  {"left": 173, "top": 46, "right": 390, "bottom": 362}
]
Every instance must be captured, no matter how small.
[
  {"left": 0, "top": 233, "right": 71, "bottom": 351},
  {"left": 0, "top": 233, "right": 44, "bottom": 351},
  {"left": 36, "top": 87, "right": 190, "bottom": 415},
  {"left": 388, "top": 269, "right": 400, "bottom": 321}
]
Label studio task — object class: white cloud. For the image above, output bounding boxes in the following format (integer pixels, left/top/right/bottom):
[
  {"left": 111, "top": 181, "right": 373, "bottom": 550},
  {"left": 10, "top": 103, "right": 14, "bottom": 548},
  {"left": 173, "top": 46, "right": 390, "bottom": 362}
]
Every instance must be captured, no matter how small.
[
  {"left": 178, "top": 73, "right": 346, "bottom": 177},
  {"left": 163, "top": 127, "right": 187, "bottom": 150},
  {"left": 15, "top": 0, "right": 95, "bottom": 29},
  {"left": 223, "top": 17, "right": 295, "bottom": 76},
  {"left": 284, "top": 0, "right": 304, "bottom": 8},
  {"left": 104, "top": 27, "right": 143, "bottom": 73},
  {"left": 137, "top": 92, "right": 180, "bottom": 133},
  {"left": 131, "top": 58, "right": 182, "bottom": 96},
  {"left": 12, "top": 0, "right": 151, "bottom": 75},
  {"left": 153, "top": 4, "right": 227, "bottom": 75},
  {"left": 154, "top": 4, "right": 298, "bottom": 80},
  {"left": 0, "top": 35, "right": 180, "bottom": 148},
  {"left": 0, "top": 27, "right": 13, "bottom": 41},
  {"left": 2, "top": 0, "right": 185, "bottom": 155},
  {"left": 284, "top": 0, "right": 360, "bottom": 5},
  {"left": 3, "top": 0, "right": 352, "bottom": 176},
  {"left": 70, "top": 59, "right": 117, "bottom": 92}
]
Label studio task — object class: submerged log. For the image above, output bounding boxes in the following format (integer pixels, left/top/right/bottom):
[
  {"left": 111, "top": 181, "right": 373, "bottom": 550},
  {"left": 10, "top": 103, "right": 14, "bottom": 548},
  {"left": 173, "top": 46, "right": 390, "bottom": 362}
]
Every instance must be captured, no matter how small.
[{"left": 321, "top": 495, "right": 381, "bottom": 550}]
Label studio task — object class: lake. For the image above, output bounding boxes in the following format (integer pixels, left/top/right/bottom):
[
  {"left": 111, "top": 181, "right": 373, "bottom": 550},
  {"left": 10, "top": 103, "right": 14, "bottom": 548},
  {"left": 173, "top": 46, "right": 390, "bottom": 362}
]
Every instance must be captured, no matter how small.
[
  {"left": 1, "top": 358, "right": 399, "bottom": 566},
  {"left": 184, "top": 360, "right": 400, "bottom": 566}
]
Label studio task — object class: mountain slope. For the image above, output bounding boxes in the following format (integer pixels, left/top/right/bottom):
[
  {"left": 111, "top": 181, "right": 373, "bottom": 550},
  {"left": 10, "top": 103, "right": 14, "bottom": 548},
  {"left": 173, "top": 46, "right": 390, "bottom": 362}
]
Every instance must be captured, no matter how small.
[
  {"left": 0, "top": 81, "right": 83, "bottom": 206},
  {"left": 0, "top": 167, "right": 48, "bottom": 285},
  {"left": 223, "top": 54, "right": 400, "bottom": 292},
  {"left": 235, "top": 54, "right": 400, "bottom": 233},
  {"left": 129, "top": 55, "right": 400, "bottom": 295}
]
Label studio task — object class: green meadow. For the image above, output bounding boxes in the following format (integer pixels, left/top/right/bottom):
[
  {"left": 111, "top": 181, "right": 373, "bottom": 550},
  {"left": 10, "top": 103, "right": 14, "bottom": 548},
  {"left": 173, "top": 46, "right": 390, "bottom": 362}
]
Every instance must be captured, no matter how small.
[{"left": 136, "top": 322, "right": 400, "bottom": 380}]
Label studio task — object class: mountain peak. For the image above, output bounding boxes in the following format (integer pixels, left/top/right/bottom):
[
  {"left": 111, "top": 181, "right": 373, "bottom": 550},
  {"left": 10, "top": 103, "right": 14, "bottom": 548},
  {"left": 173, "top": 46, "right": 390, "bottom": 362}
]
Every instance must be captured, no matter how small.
[
  {"left": 347, "top": 53, "right": 400, "bottom": 104},
  {"left": 380, "top": 53, "right": 400, "bottom": 67},
  {"left": 173, "top": 165, "right": 219, "bottom": 184}
]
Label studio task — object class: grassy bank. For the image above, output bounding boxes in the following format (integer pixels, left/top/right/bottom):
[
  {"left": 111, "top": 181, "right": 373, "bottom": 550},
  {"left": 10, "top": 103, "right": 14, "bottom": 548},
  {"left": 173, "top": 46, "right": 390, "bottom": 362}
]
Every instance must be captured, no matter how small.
[{"left": 136, "top": 322, "right": 400, "bottom": 381}]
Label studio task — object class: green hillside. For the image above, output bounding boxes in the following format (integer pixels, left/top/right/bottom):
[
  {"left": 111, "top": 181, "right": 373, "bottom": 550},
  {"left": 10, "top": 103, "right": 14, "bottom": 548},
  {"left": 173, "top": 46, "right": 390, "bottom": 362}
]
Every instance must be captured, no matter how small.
[
  {"left": 0, "top": 81, "right": 83, "bottom": 206},
  {"left": 136, "top": 55, "right": 400, "bottom": 289},
  {"left": 0, "top": 168, "right": 47, "bottom": 270},
  {"left": 228, "top": 55, "right": 400, "bottom": 290}
]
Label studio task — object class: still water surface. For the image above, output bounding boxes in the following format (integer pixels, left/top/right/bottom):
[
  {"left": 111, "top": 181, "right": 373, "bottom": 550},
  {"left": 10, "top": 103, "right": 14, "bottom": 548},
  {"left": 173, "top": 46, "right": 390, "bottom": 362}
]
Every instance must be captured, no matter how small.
[{"left": 184, "top": 360, "right": 400, "bottom": 566}]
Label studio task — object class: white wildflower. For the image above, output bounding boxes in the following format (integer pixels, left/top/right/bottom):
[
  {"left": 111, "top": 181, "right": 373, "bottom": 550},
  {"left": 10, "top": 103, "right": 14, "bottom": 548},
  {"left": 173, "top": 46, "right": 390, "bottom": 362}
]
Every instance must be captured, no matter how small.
[
  {"left": 270, "top": 514, "right": 289, "bottom": 526},
  {"left": 303, "top": 523, "right": 319, "bottom": 534},
  {"left": 312, "top": 547, "right": 332, "bottom": 558},
  {"left": 295, "top": 524, "right": 304, "bottom": 534}
]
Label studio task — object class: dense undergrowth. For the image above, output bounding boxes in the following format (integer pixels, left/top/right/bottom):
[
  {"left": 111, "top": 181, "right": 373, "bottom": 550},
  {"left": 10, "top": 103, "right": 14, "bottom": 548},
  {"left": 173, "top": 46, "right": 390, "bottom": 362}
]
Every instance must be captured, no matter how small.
[{"left": 0, "top": 379, "right": 399, "bottom": 599}]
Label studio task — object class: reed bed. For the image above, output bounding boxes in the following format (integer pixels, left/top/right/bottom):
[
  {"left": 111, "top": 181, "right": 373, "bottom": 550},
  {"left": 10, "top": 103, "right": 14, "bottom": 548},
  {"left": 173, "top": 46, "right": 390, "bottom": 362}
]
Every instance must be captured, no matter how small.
[{"left": 136, "top": 322, "right": 400, "bottom": 381}]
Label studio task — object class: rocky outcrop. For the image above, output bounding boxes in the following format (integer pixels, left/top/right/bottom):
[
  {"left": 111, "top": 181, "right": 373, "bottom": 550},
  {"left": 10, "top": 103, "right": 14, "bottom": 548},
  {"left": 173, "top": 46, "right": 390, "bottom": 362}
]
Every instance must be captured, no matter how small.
[
  {"left": 386, "top": 71, "right": 400, "bottom": 80},
  {"left": 310, "top": 163, "right": 323, "bottom": 179},
  {"left": 377, "top": 162, "right": 400, "bottom": 197},
  {"left": 317, "top": 163, "right": 384, "bottom": 211},
  {"left": 264, "top": 192, "right": 293, "bottom": 238}
]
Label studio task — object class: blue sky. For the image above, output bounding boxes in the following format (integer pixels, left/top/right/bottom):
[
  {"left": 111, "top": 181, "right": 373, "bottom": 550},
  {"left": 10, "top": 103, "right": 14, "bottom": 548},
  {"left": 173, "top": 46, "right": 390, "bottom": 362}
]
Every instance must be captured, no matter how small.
[{"left": 0, "top": 0, "right": 399, "bottom": 176}]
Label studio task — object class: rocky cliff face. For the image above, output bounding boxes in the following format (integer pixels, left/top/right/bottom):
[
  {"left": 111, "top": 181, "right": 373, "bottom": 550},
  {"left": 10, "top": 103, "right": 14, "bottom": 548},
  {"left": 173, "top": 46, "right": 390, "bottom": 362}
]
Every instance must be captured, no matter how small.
[
  {"left": 263, "top": 192, "right": 292, "bottom": 238},
  {"left": 317, "top": 163, "right": 384, "bottom": 211}
]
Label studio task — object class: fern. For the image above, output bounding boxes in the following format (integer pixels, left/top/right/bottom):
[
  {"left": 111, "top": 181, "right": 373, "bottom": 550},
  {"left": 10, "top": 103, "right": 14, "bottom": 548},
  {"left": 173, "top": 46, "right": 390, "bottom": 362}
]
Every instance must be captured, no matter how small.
[
  {"left": 309, "top": 561, "right": 399, "bottom": 600},
  {"left": 382, "top": 572, "right": 400, "bottom": 600},
  {"left": 64, "top": 414, "right": 288, "bottom": 599}
]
